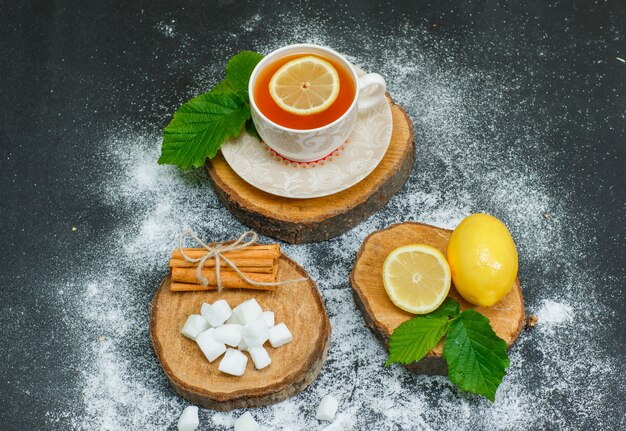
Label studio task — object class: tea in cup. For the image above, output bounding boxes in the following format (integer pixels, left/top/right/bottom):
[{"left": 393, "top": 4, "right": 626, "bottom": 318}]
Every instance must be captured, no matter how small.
[{"left": 248, "top": 44, "right": 386, "bottom": 162}]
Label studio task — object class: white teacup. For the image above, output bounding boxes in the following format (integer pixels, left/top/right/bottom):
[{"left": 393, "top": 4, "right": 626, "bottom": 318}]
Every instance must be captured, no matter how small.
[{"left": 248, "top": 44, "right": 386, "bottom": 162}]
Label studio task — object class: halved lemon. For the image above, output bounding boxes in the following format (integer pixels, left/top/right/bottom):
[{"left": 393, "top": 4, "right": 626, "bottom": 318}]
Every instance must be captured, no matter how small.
[
  {"left": 382, "top": 244, "right": 451, "bottom": 314},
  {"left": 269, "top": 55, "right": 340, "bottom": 116}
]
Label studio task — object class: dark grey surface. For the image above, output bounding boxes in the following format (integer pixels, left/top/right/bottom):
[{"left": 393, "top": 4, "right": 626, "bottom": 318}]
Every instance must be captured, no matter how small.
[{"left": 1, "top": 1, "right": 624, "bottom": 430}]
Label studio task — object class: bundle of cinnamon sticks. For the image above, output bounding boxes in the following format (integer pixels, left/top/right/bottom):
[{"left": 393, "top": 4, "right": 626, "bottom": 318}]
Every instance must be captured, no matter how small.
[{"left": 169, "top": 244, "right": 280, "bottom": 292}]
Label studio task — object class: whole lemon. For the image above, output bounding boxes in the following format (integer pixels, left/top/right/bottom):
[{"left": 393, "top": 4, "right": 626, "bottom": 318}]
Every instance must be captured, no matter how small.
[{"left": 447, "top": 213, "right": 518, "bottom": 307}]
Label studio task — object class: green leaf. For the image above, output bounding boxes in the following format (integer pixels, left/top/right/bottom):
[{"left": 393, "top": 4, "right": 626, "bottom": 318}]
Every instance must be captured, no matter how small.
[
  {"left": 158, "top": 92, "right": 250, "bottom": 169},
  {"left": 425, "top": 298, "right": 461, "bottom": 319},
  {"left": 157, "top": 50, "right": 264, "bottom": 170},
  {"left": 245, "top": 118, "right": 261, "bottom": 141},
  {"left": 224, "top": 51, "right": 264, "bottom": 100},
  {"left": 209, "top": 51, "right": 263, "bottom": 97},
  {"left": 211, "top": 79, "right": 233, "bottom": 94},
  {"left": 385, "top": 315, "right": 450, "bottom": 366},
  {"left": 443, "top": 309, "right": 510, "bottom": 402}
]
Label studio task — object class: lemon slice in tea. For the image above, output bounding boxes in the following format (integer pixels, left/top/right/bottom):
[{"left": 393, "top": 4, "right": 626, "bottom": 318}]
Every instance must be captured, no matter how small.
[
  {"left": 269, "top": 55, "right": 340, "bottom": 116},
  {"left": 382, "top": 244, "right": 451, "bottom": 314}
]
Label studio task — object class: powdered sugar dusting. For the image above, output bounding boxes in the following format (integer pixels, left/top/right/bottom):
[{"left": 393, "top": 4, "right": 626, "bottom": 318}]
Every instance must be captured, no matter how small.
[
  {"left": 536, "top": 300, "right": 574, "bottom": 326},
  {"left": 156, "top": 20, "right": 177, "bottom": 39},
  {"left": 44, "top": 9, "right": 625, "bottom": 431}
]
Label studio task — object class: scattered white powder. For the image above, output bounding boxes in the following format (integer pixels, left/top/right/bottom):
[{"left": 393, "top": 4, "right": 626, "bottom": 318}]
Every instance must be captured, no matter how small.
[
  {"left": 156, "top": 20, "right": 177, "bottom": 39},
  {"left": 536, "top": 300, "right": 574, "bottom": 326},
  {"left": 320, "top": 413, "right": 355, "bottom": 430},
  {"left": 43, "top": 9, "right": 624, "bottom": 431}
]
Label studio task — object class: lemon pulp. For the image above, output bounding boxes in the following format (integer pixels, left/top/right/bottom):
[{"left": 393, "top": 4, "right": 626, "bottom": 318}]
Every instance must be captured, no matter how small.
[
  {"left": 382, "top": 244, "right": 451, "bottom": 314},
  {"left": 268, "top": 55, "right": 340, "bottom": 116}
]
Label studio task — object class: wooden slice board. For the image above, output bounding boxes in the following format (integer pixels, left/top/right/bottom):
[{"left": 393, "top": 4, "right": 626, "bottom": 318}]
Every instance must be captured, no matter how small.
[
  {"left": 205, "top": 97, "right": 415, "bottom": 244},
  {"left": 150, "top": 255, "right": 331, "bottom": 411},
  {"left": 350, "top": 222, "right": 525, "bottom": 375}
]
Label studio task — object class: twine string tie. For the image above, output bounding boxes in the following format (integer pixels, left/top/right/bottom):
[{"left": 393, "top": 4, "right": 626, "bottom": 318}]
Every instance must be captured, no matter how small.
[{"left": 177, "top": 228, "right": 306, "bottom": 291}]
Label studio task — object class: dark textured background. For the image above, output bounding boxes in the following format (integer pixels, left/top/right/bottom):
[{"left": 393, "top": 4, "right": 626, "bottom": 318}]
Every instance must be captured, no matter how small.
[{"left": 0, "top": 1, "right": 624, "bottom": 430}]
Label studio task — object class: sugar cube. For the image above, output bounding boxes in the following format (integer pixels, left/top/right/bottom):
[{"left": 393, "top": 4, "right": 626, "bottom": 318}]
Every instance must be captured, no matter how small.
[
  {"left": 181, "top": 314, "right": 210, "bottom": 340},
  {"left": 205, "top": 299, "right": 232, "bottom": 327},
  {"left": 234, "top": 411, "right": 259, "bottom": 431},
  {"left": 248, "top": 346, "right": 272, "bottom": 370},
  {"left": 268, "top": 323, "right": 292, "bottom": 348},
  {"left": 260, "top": 311, "right": 275, "bottom": 328},
  {"left": 242, "top": 318, "right": 270, "bottom": 348},
  {"left": 177, "top": 405, "right": 199, "bottom": 431},
  {"left": 316, "top": 395, "right": 339, "bottom": 421},
  {"left": 238, "top": 339, "right": 248, "bottom": 352},
  {"left": 225, "top": 313, "right": 241, "bottom": 325},
  {"left": 232, "top": 299, "right": 262, "bottom": 325},
  {"left": 213, "top": 324, "right": 243, "bottom": 347},
  {"left": 218, "top": 348, "right": 248, "bottom": 376},
  {"left": 196, "top": 328, "right": 226, "bottom": 362},
  {"left": 200, "top": 302, "right": 212, "bottom": 325}
]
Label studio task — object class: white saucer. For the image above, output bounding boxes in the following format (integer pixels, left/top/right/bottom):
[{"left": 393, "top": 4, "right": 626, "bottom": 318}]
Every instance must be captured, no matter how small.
[{"left": 221, "top": 73, "right": 393, "bottom": 199}]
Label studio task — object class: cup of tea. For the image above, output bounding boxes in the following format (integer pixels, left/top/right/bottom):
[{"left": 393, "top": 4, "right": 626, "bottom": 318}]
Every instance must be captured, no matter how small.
[{"left": 248, "top": 43, "right": 386, "bottom": 162}]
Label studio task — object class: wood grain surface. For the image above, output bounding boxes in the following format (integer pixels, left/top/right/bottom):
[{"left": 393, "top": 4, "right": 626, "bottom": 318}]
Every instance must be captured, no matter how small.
[
  {"left": 206, "top": 97, "right": 415, "bottom": 243},
  {"left": 150, "top": 256, "right": 331, "bottom": 410}
]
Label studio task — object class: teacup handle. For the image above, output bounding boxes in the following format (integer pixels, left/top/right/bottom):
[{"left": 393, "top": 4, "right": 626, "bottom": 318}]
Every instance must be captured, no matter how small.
[{"left": 357, "top": 73, "right": 386, "bottom": 111}]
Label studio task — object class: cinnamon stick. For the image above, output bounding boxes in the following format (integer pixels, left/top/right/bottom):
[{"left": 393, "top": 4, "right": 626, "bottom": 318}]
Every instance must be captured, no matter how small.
[
  {"left": 171, "top": 267, "right": 277, "bottom": 290},
  {"left": 168, "top": 257, "right": 276, "bottom": 273},
  {"left": 171, "top": 244, "right": 280, "bottom": 260},
  {"left": 168, "top": 243, "right": 281, "bottom": 291},
  {"left": 170, "top": 281, "right": 275, "bottom": 292}
]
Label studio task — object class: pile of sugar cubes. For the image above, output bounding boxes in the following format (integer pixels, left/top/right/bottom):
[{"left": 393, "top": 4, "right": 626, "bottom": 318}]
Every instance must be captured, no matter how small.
[{"left": 181, "top": 298, "right": 293, "bottom": 375}]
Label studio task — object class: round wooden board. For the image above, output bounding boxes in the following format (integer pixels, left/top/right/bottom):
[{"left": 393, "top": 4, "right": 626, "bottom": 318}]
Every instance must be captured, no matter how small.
[
  {"left": 150, "top": 256, "right": 331, "bottom": 411},
  {"left": 206, "top": 97, "right": 415, "bottom": 244},
  {"left": 350, "top": 222, "right": 526, "bottom": 375}
]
